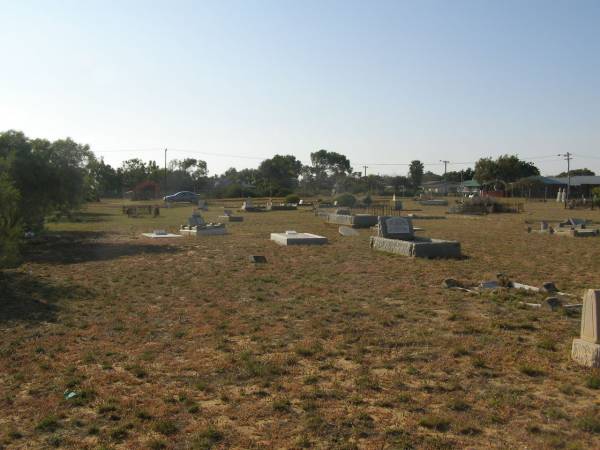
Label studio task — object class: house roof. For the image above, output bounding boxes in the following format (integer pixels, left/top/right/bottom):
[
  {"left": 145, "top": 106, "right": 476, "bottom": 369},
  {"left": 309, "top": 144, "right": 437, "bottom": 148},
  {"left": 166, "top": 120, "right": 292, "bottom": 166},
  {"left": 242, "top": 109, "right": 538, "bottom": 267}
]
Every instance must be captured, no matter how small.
[
  {"left": 549, "top": 176, "right": 600, "bottom": 186},
  {"left": 461, "top": 179, "right": 481, "bottom": 187},
  {"left": 520, "top": 175, "right": 564, "bottom": 185},
  {"left": 422, "top": 180, "right": 459, "bottom": 186}
]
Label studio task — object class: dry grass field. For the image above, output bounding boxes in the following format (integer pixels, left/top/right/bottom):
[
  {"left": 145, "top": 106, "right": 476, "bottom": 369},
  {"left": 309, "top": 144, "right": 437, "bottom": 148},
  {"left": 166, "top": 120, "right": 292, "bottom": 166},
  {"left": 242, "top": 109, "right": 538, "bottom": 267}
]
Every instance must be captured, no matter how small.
[{"left": 1, "top": 198, "right": 600, "bottom": 449}]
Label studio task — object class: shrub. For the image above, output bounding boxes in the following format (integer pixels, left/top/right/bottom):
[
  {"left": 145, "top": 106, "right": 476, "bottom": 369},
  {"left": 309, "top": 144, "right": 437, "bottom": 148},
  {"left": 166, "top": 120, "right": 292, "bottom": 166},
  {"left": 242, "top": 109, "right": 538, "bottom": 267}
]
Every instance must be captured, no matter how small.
[
  {"left": 285, "top": 194, "right": 300, "bottom": 204},
  {"left": 586, "top": 374, "right": 600, "bottom": 390},
  {"left": 335, "top": 193, "right": 356, "bottom": 207},
  {"left": 191, "top": 426, "right": 224, "bottom": 449},
  {"left": 153, "top": 419, "right": 178, "bottom": 436},
  {"left": 419, "top": 415, "right": 451, "bottom": 432}
]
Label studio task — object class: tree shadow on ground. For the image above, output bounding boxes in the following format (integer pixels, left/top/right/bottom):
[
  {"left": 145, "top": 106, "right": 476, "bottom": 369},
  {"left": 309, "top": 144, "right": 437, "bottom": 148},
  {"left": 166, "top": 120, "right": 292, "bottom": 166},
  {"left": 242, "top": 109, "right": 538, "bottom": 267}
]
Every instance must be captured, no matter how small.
[
  {"left": 0, "top": 271, "right": 91, "bottom": 324},
  {"left": 57, "top": 211, "right": 114, "bottom": 223},
  {"left": 23, "top": 231, "right": 181, "bottom": 265}
]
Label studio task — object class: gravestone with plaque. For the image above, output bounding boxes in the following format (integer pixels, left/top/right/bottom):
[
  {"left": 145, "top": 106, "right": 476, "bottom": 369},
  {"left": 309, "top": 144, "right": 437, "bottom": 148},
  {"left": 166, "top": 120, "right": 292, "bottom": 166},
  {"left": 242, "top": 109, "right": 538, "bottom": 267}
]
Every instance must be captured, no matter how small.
[{"left": 378, "top": 216, "right": 414, "bottom": 240}]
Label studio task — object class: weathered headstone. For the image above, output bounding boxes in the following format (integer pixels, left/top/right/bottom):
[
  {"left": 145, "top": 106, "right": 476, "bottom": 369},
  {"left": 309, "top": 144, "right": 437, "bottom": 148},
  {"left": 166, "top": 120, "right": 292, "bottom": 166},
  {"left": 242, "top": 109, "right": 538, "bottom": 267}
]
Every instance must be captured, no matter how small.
[
  {"left": 540, "top": 221, "right": 548, "bottom": 231},
  {"left": 223, "top": 209, "right": 233, "bottom": 216},
  {"left": 572, "top": 289, "right": 600, "bottom": 367},
  {"left": 378, "top": 216, "right": 414, "bottom": 240},
  {"left": 188, "top": 213, "right": 206, "bottom": 227}
]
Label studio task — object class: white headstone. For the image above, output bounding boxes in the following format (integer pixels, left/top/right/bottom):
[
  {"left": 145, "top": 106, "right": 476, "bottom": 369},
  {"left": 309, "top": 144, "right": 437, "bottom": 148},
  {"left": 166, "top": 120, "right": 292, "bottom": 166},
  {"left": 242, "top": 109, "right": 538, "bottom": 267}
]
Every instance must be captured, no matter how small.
[{"left": 572, "top": 289, "right": 600, "bottom": 367}]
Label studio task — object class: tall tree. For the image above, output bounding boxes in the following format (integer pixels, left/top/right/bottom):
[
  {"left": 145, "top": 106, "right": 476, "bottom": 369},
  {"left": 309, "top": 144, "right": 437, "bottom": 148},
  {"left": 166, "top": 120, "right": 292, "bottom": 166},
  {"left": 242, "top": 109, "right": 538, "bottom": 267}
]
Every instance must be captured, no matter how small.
[
  {"left": 257, "top": 154, "right": 302, "bottom": 196},
  {"left": 408, "top": 160, "right": 424, "bottom": 188}
]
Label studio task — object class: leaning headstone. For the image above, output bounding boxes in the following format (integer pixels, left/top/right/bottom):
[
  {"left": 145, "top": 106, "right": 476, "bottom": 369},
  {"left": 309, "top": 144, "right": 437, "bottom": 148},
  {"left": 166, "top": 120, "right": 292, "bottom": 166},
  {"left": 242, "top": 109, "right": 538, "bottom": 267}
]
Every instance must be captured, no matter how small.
[
  {"left": 378, "top": 216, "right": 414, "bottom": 240},
  {"left": 572, "top": 289, "right": 600, "bottom": 367},
  {"left": 339, "top": 226, "right": 359, "bottom": 237}
]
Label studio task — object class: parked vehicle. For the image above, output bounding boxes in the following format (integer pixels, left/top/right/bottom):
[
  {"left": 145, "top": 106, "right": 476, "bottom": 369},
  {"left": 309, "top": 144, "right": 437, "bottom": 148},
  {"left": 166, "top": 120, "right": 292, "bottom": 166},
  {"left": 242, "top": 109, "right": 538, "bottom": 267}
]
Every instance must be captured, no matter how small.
[{"left": 163, "top": 191, "right": 199, "bottom": 203}]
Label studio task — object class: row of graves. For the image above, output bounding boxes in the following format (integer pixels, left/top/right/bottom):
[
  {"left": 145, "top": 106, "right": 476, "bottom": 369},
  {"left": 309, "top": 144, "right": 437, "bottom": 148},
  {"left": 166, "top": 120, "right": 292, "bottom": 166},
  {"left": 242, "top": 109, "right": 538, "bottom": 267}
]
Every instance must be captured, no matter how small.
[
  {"left": 240, "top": 198, "right": 298, "bottom": 212},
  {"left": 273, "top": 215, "right": 460, "bottom": 257},
  {"left": 527, "top": 217, "right": 600, "bottom": 237},
  {"left": 123, "top": 204, "right": 161, "bottom": 218}
]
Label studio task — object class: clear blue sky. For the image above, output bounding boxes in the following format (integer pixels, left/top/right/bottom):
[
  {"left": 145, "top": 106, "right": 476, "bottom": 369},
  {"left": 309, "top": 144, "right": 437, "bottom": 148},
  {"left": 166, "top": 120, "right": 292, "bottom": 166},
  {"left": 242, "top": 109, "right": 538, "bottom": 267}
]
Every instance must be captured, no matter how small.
[{"left": 1, "top": 0, "right": 599, "bottom": 176}]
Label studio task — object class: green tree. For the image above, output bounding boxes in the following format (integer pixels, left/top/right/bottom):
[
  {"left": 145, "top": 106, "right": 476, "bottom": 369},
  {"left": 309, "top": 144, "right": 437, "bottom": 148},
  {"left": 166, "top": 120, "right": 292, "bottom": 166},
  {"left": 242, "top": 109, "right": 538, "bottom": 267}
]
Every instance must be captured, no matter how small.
[
  {"left": 257, "top": 154, "right": 302, "bottom": 196},
  {"left": 408, "top": 160, "right": 424, "bottom": 188},
  {"left": 443, "top": 168, "right": 474, "bottom": 182},
  {"left": 474, "top": 155, "right": 539, "bottom": 183},
  {"left": 309, "top": 149, "right": 352, "bottom": 192},
  {"left": 0, "top": 130, "right": 93, "bottom": 228},
  {"left": 0, "top": 160, "right": 21, "bottom": 268},
  {"left": 557, "top": 168, "right": 595, "bottom": 177},
  {"left": 87, "top": 157, "right": 122, "bottom": 198}
]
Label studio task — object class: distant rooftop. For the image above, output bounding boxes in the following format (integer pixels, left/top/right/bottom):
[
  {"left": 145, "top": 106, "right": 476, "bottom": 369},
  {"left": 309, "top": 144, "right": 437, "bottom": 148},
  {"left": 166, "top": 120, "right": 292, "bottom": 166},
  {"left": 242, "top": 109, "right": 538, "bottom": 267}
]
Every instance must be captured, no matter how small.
[{"left": 549, "top": 176, "right": 600, "bottom": 186}]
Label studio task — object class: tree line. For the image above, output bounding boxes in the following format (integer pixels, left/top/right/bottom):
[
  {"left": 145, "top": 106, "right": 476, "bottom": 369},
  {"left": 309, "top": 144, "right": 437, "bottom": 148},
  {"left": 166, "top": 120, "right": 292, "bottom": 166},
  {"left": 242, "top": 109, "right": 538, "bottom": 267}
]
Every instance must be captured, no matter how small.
[{"left": 7, "top": 128, "right": 585, "bottom": 268}]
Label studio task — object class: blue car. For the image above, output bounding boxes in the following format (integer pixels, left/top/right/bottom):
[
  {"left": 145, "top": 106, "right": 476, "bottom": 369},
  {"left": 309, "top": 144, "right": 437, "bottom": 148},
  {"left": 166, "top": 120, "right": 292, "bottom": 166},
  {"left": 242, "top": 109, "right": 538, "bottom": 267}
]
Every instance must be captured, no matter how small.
[{"left": 163, "top": 191, "right": 199, "bottom": 203}]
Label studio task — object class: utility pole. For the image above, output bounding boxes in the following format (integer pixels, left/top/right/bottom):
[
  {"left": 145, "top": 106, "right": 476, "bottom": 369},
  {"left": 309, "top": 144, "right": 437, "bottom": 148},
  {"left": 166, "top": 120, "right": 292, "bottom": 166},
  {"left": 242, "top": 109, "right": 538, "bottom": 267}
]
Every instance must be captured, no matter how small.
[
  {"left": 164, "top": 148, "right": 168, "bottom": 194},
  {"left": 362, "top": 165, "right": 368, "bottom": 177},
  {"left": 558, "top": 152, "right": 572, "bottom": 208},
  {"left": 440, "top": 160, "right": 450, "bottom": 195},
  {"left": 440, "top": 160, "right": 449, "bottom": 177}
]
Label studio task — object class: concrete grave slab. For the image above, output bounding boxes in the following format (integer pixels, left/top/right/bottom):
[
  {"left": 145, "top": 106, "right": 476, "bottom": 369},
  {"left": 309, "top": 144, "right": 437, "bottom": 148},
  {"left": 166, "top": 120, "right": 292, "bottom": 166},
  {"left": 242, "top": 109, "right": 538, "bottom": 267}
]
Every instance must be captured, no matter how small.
[
  {"left": 271, "top": 231, "right": 327, "bottom": 246},
  {"left": 339, "top": 226, "right": 359, "bottom": 236},
  {"left": 418, "top": 199, "right": 449, "bottom": 206},
  {"left": 218, "top": 215, "right": 244, "bottom": 222},
  {"left": 370, "top": 236, "right": 461, "bottom": 258},
  {"left": 326, "top": 213, "right": 378, "bottom": 228},
  {"left": 142, "top": 230, "right": 182, "bottom": 238}
]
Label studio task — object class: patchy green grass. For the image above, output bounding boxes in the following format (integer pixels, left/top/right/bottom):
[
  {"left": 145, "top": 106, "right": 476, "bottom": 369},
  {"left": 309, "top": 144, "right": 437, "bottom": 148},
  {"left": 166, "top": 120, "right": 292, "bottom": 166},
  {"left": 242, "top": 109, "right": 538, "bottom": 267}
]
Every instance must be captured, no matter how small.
[{"left": 1, "top": 198, "right": 600, "bottom": 448}]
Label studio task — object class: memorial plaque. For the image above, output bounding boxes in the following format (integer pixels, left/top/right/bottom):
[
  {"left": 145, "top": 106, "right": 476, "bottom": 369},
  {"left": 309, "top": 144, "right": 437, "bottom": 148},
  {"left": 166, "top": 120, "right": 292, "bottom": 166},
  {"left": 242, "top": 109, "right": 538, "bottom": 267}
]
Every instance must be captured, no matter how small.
[{"left": 378, "top": 216, "right": 414, "bottom": 240}]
